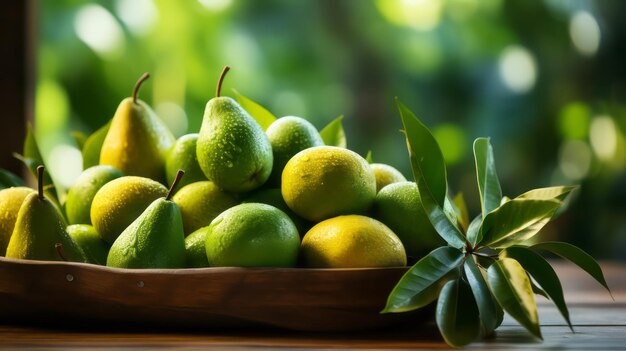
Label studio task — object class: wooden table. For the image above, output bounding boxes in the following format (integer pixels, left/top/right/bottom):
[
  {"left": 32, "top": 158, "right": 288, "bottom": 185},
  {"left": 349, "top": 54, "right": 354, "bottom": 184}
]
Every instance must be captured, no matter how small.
[{"left": 0, "top": 261, "right": 623, "bottom": 350}]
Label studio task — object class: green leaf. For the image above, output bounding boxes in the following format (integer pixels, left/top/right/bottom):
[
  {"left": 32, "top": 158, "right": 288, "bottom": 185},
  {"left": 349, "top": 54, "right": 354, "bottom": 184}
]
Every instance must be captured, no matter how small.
[
  {"left": 502, "top": 246, "right": 573, "bottom": 331},
  {"left": 13, "top": 124, "right": 55, "bottom": 195},
  {"left": 467, "top": 215, "right": 483, "bottom": 246},
  {"left": 82, "top": 121, "right": 111, "bottom": 169},
  {"left": 397, "top": 98, "right": 446, "bottom": 206},
  {"left": 436, "top": 278, "right": 481, "bottom": 347},
  {"left": 397, "top": 98, "right": 465, "bottom": 249},
  {"left": 320, "top": 115, "right": 347, "bottom": 148},
  {"left": 365, "top": 150, "right": 373, "bottom": 163},
  {"left": 383, "top": 246, "right": 464, "bottom": 313},
  {"left": 452, "top": 192, "right": 469, "bottom": 232},
  {"left": 474, "top": 138, "right": 502, "bottom": 217},
  {"left": 532, "top": 242, "right": 612, "bottom": 296},
  {"left": 465, "top": 257, "right": 499, "bottom": 333},
  {"left": 487, "top": 258, "right": 542, "bottom": 340},
  {"left": 71, "top": 131, "right": 88, "bottom": 150},
  {"left": 232, "top": 89, "right": 277, "bottom": 131},
  {"left": 531, "top": 279, "right": 549, "bottom": 299},
  {"left": 517, "top": 186, "right": 577, "bottom": 202},
  {"left": 479, "top": 199, "right": 562, "bottom": 248},
  {"left": 0, "top": 169, "right": 25, "bottom": 189}
]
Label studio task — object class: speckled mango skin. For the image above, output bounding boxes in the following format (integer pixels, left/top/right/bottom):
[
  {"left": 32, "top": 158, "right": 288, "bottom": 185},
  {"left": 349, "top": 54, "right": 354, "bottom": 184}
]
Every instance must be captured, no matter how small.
[
  {"left": 6, "top": 193, "right": 86, "bottom": 263},
  {"left": 65, "top": 165, "right": 124, "bottom": 225},
  {"left": 300, "top": 215, "right": 406, "bottom": 268},
  {"left": 107, "top": 198, "right": 186, "bottom": 269},
  {"left": 197, "top": 97, "right": 273, "bottom": 193},
  {"left": 66, "top": 224, "right": 109, "bottom": 265},
  {"left": 370, "top": 163, "right": 407, "bottom": 192},
  {"left": 205, "top": 203, "right": 300, "bottom": 267},
  {"left": 265, "top": 116, "right": 324, "bottom": 186},
  {"left": 172, "top": 181, "right": 238, "bottom": 236},
  {"left": 184, "top": 226, "right": 210, "bottom": 268},
  {"left": 100, "top": 98, "right": 174, "bottom": 182},
  {"left": 373, "top": 181, "right": 445, "bottom": 257},
  {"left": 281, "top": 146, "right": 377, "bottom": 222},
  {"left": 0, "top": 187, "right": 34, "bottom": 255},
  {"left": 90, "top": 176, "right": 168, "bottom": 244}
]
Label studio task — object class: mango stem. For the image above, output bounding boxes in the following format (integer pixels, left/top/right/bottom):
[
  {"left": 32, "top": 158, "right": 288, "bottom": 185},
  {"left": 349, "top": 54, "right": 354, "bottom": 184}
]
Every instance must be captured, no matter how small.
[
  {"left": 132, "top": 72, "right": 150, "bottom": 104},
  {"left": 216, "top": 66, "right": 230, "bottom": 97},
  {"left": 166, "top": 170, "right": 185, "bottom": 201}
]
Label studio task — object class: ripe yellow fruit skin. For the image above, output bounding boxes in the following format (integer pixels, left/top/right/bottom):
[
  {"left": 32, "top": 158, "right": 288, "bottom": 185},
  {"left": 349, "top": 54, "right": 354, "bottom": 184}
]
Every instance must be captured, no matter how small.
[
  {"left": 301, "top": 215, "right": 407, "bottom": 268},
  {"left": 281, "top": 146, "right": 377, "bottom": 222},
  {"left": 0, "top": 187, "right": 34, "bottom": 255},
  {"left": 90, "top": 176, "right": 168, "bottom": 244},
  {"left": 370, "top": 163, "right": 407, "bottom": 192}
]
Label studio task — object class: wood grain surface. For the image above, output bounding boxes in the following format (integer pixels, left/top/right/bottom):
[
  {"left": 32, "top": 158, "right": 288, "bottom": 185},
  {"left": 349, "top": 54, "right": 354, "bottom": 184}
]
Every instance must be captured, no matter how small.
[
  {"left": 0, "top": 257, "right": 429, "bottom": 332},
  {"left": 0, "top": 261, "right": 623, "bottom": 350}
]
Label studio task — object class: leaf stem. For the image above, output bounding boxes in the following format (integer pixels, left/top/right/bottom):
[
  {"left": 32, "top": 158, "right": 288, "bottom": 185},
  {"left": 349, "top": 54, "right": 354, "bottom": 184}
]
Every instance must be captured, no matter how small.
[
  {"left": 216, "top": 66, "right": 230, "bottom": 97},
  {"left": 166, "top": 170, "right": 185, "bottom": 201},
  {"left": 132, "top": 72, "right": 150, "bottom": 104}
]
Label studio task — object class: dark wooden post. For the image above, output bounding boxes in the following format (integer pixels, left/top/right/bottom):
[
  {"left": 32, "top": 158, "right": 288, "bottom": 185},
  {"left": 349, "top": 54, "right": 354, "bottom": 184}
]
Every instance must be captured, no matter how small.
[{"left": 0, "top": 0, "right": 35, "bottom": 175}]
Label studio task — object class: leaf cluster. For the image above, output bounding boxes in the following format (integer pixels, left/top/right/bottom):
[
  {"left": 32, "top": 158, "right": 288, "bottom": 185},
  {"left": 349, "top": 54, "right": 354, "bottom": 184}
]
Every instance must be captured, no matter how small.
[{"left": 383, "top": 99, "right": 611, "bottom": 347}]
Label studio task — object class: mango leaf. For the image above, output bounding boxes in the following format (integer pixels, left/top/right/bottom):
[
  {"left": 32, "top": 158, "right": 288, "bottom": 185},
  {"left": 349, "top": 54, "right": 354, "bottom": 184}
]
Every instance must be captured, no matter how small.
[
  {"left": 71, "top": 131, "right": 88, "bottom": 150},
  {"left": 502, "top": 246, "right": 572, "bottom": 331},
  {"left": 0, "top": 169, "right": 24, "bottom": 189},
  {"left": 436, "top": 278, "right": 481, "bottom": 347},
  {"left": 467, "top": 215, "right": 482, "bottom": 246},
  {"left": 452, "top": 192, "right": 469, "bottom": 232},
  {"left": 487, "top": 258, "right": 542, "bottom": 340},
  {"left": 82, "top": 121, "right": 111, "bottom": 169},
  {"left": 465, "top": 257, "right": 499, "bottom": 333},
  {"left": 397, "top": 98, "right": 465, "bottom": 249},
  {"left": 501, "top": 196, "right": 511, "bottom": 205},
  {"left": 13, "top": 124, "right": 55, "bottom": 196},
  {"left": 320, "top": 115, "right": 347, "bottom": 148},
  {"left": 383, "top": 246, "right": 464, "bottom": 313},
  {"left": 474, "top": 138, "right": 502, "bottom": 217},
  {"left": 232, "top": 89, "right": 277, "bottom": 131},
  {"left": 532, "top": 242, "right": 612, "bottom": 296},
  {"left": 397, "top": 99, "right": 446, "bottom": 206},
  {"left": 479, "top": 198, "right": 562, "bottom": 248},
  {"left": 517, "top": 186, "right": 577, "bottom": 202},
  {"left": 365, "top": 150, "right": 373, "bottom": 163},
  {"left": 531, "top": 279, "right": 549, "bottom": 299}
]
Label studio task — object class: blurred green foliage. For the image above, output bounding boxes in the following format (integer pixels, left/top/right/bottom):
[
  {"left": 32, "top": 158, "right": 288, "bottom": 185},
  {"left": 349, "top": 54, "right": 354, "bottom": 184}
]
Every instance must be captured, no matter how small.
[{"left": 37, "top": 0, "right": 626, "bottom": 258}]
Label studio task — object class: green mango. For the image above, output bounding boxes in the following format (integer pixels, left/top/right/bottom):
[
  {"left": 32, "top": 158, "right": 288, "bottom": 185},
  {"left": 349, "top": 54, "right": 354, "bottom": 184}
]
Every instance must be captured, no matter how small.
[
  {"left": 184, "top": 226, "right": 210, "bottom": 268},
  {"left": 197, "top": 67, "right": 273, "bottom": 193},
  {"left": 66, "top": 224, "right": 110, "bottom": 265},
  {"left": 172, "top": 181, "right": 238, "bottom": 236},
  {"left": 65, "top": 165, "right": 124, "bottom": 225},
  {"left": 165, "top": 134, "right": 207, "bottom": 190},
  {"left": 265, "top": 116, "right": 324, "bottom": 186},
  {"left": 243, "top": 188, "right": 310, "bottom": 237}
]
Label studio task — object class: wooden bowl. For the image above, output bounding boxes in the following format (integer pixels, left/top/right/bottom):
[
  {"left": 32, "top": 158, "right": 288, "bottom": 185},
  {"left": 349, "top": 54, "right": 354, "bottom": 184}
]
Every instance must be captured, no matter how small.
[{"left": 0, "top": 257, "right": 431, "bottom": 331}]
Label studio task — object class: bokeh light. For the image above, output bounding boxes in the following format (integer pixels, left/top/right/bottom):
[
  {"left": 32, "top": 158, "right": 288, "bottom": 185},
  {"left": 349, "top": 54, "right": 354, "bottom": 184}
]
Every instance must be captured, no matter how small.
[
  {"left": 570, "top": 11, "right": 601, "bottom": 57},
  {"left": 498, "top": 45, "right": 537, "bottom": 94},
  {"left": 74, "top": 4, "right": 125, "bottom": 59}
]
